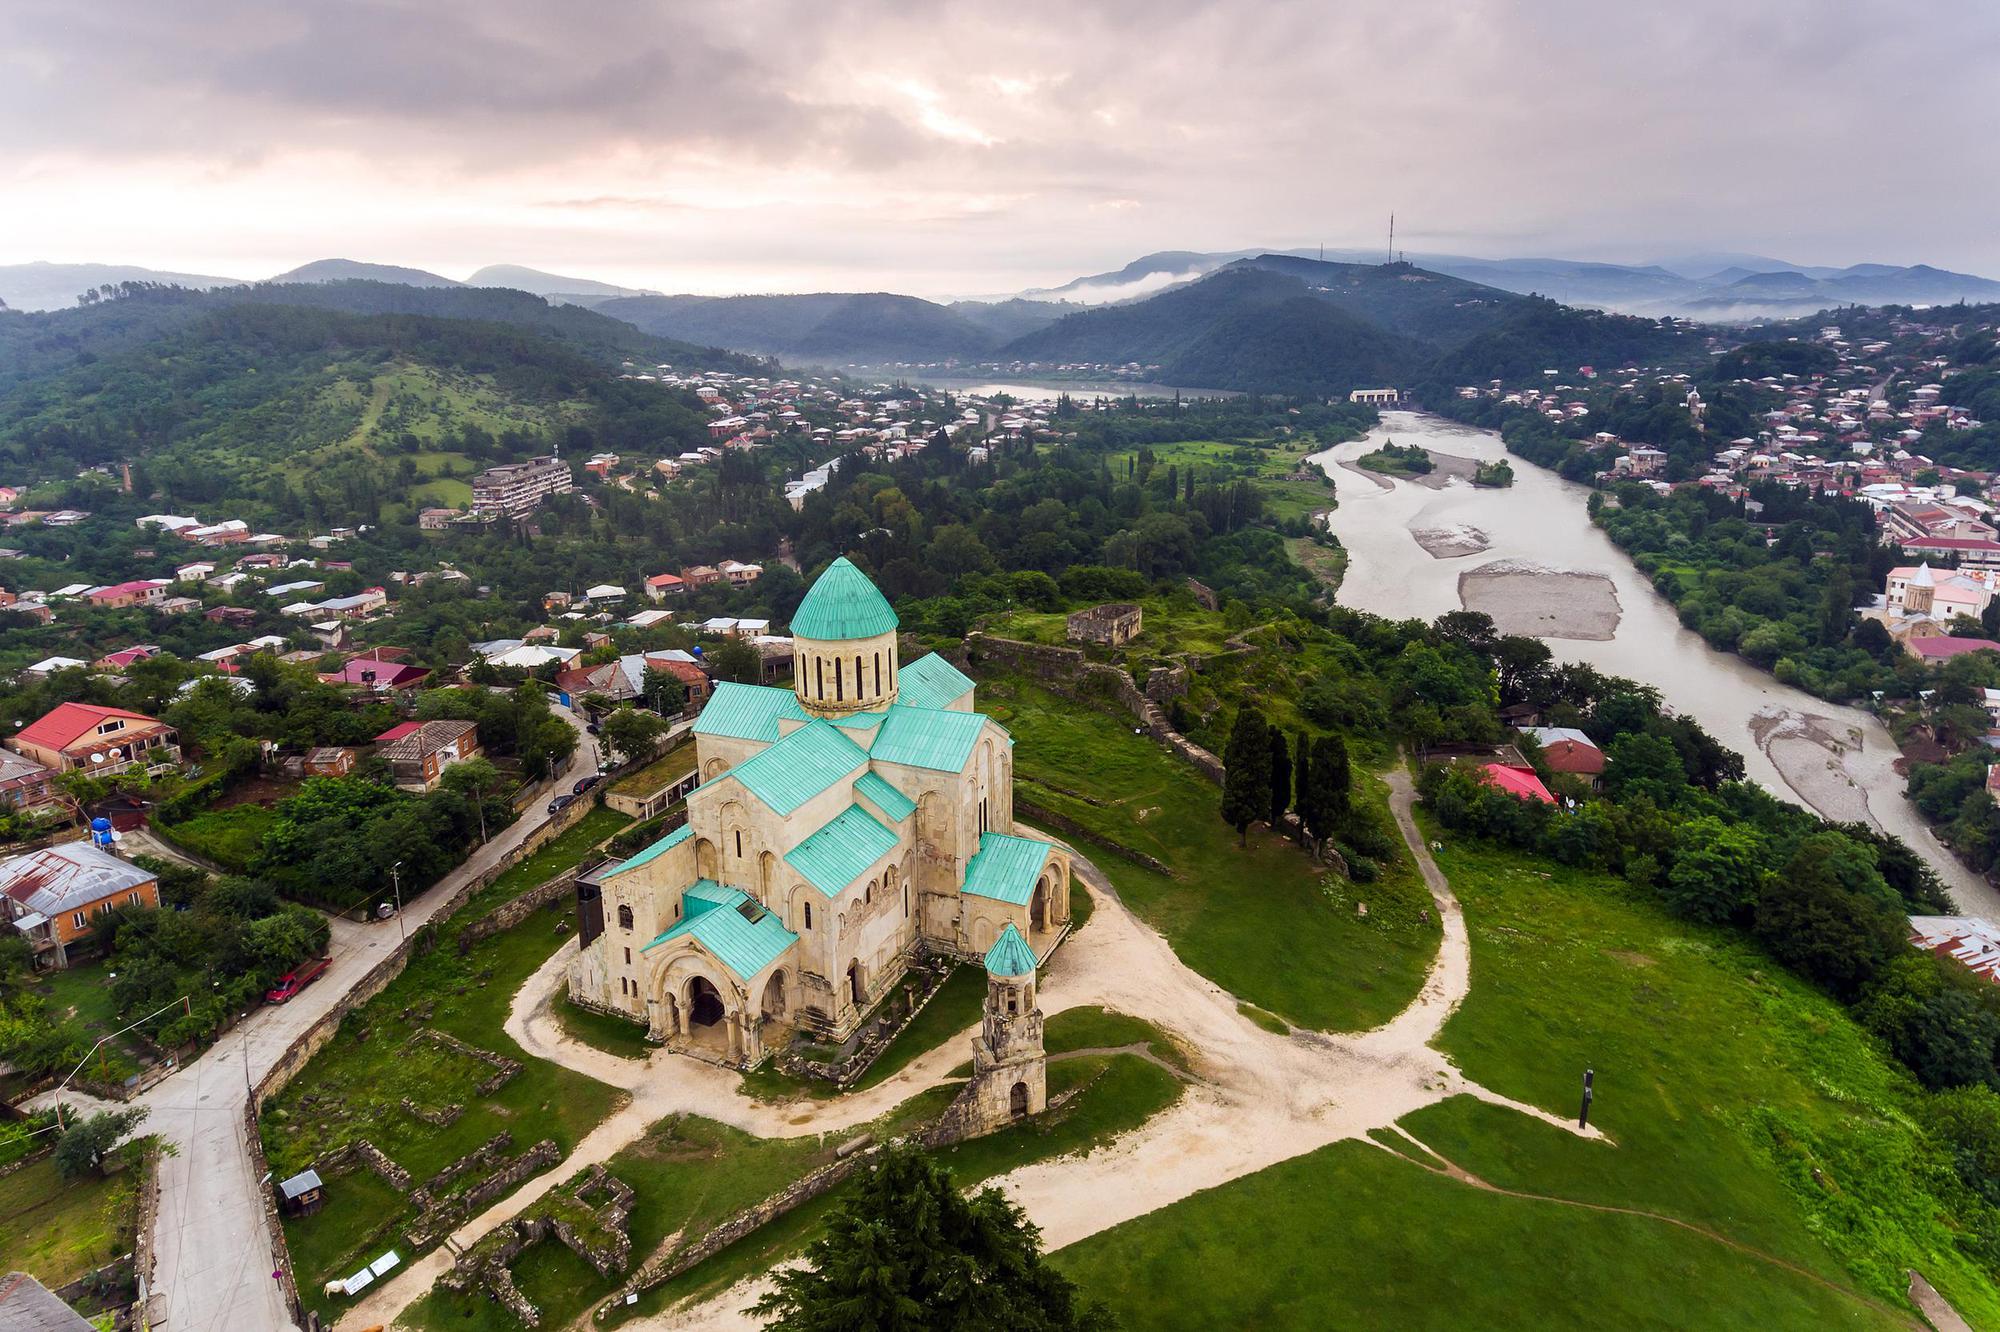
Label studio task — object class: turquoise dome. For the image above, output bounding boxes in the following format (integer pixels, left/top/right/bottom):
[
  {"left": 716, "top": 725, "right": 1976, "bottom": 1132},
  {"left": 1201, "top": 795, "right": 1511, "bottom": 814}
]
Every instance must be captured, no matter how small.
[{"left": 791, "top": 557, "right": 898, "bottom": 641}]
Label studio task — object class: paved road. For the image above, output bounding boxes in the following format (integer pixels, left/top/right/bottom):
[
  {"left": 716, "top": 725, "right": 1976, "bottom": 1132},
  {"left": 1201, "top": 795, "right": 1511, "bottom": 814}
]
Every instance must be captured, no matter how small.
[{"left": 35, "top": 706, "right": 595, "bottom": 1332}]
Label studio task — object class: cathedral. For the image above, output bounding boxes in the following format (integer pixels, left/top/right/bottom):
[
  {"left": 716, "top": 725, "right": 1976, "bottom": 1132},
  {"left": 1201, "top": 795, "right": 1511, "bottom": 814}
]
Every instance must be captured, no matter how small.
[{"left": 569, "top": 558, "right": 1073, "bottom": 1069}]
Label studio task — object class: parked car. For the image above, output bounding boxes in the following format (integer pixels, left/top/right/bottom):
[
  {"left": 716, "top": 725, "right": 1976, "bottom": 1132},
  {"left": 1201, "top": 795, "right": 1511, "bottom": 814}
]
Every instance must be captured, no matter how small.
[
  {"left": 266, "top": 957, "right": 331, "bottom": 1005},
  {"left": 573, "top": 774, "right": 603, "bottom": 795},
  {"left": 547, "top": 793, "right": 576, "bottom": 815}
]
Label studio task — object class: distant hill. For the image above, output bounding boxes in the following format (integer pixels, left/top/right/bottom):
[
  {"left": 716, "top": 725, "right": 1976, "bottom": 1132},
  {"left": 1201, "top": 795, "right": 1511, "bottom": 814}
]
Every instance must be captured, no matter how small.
[
  {"left": 465, "top": 264, "right": 657, "bottom": 305},
  {"left": 997, "top": 264, "right": 1431, "bottom": 393},
  {"left": 598, "top": 291, "right": 1016, "bottom": 365},
  {"left": 945, "top": 298, "right": 1068, "bottom": 344},
  {"left": 1029, "top": 247, "right": 2000, "bottom": 322},
  {"left": 0, "top": 261, "right": 246, "bottom": 312},
  {"left": 267, "top": 258, "right": 461, "bottom": 287}
]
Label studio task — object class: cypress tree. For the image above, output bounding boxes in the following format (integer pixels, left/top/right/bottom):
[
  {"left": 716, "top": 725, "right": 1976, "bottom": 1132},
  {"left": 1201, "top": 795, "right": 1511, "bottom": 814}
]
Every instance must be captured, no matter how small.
[
  {"left": 1306, "top": 733, "right": 1352, "bottom": 847},
  {"left": 1293, "top": 731, "right": 1314, "bottom": 844},
  {"left": 1267, "top": 727, "right": 1291, "bottom": 827},
  {"left": 1221, "top": 707, "right": 1273, "bottom": 847}
]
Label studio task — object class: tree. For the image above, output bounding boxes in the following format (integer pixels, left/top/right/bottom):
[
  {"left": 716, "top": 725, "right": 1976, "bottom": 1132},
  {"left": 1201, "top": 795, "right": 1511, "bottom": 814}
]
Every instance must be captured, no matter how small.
[
  {"left": 1291, "top": 731, "right": 1313, "bottom": 845},
  {"left": 708, "top": 638, "right": 762, "bottom": 686},
  {"left": 1305, "top": 734, "right": 1352, "bottom": 848},
  {"left": 1266, "top": 727, "right": 1291, "bottom": 827},
  {"left": 1752, "top": 842, "right": 1907, "bottom": 999},
  {"left": 54, "top": 1107, "right": 147, "bottom": 1180},
  {"left": 641, "top": 666, "right": 687, "bottom": 716},
  {"left": 1602, "top": 732, "right": 1688, "bottom": 806},
  {"left": 601, "top": 709, "right": 667, "bottom": 766},
  {"left": 754, "top": 1146, "right": 1114, "bottom": 1332},
  {"left": 1662, "top": 817, "right": 1761, "bottom": 923},
  {"left": 1220, "top": 707, "right": 1272, "bottom": 846},
  {"left": 441, "top": 756, "right": 504, "bottom": 843}
]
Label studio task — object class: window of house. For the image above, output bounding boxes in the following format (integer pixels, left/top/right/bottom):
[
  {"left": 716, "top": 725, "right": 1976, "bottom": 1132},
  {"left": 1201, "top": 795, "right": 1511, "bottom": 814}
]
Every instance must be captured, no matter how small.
[
  {"left": 71, "top": 911, "right": 85, "bottom": 929},
  {"left": 618, "top": 904, "right": 634, "bottom": 930}
]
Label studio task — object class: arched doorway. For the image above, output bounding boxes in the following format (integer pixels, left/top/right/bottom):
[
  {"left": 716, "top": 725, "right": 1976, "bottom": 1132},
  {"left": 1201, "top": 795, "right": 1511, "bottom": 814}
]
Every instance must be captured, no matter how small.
[
  {"left": 846, "top": 960, "right": 864, "bottom": 1007},
  {"left": 1031, "top": 875, "right": 1049, "bottom": 933},
  {"left": 694, "top": 838, "right": 717, "bottom": 880},
  {"left": 761, "top": 970, "right": 788, "bottom": 1020},
  {"left": 686, "top": 976, "right": 726, "bottom": 1027},
  {"left": 1009, "top": 1081, "right": 1029, "bottom": 1117}
]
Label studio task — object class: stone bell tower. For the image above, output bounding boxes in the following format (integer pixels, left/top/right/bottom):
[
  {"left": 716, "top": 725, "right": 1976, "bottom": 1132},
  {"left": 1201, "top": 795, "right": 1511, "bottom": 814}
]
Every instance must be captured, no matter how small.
[{"left": 964, "top": 924, "right": 1046, "bottom": 1130}]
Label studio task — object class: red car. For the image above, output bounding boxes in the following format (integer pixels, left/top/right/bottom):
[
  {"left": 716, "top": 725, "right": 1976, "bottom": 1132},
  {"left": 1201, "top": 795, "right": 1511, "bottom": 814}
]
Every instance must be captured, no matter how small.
[{"left": 266, "top": 957, "right": 331, "bottom": 1005}]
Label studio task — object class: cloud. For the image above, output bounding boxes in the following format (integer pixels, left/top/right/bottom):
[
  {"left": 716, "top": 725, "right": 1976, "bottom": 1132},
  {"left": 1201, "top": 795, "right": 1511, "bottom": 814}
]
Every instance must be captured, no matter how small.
[{"left": 3, "top": 0, "right": 1999, "bottom": 295}]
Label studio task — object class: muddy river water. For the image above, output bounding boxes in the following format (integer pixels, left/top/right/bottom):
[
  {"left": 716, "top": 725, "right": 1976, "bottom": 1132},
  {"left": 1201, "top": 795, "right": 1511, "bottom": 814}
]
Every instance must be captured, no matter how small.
[{"left": 1309, "top": 410, "right": 2000, "bottom": 916}]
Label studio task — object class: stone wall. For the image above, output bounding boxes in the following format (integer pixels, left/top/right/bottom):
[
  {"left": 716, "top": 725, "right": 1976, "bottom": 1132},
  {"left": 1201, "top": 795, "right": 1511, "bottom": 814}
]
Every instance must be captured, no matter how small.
[
  {"left": 241, "top": 791, "right": 600, "bottom": 1328},
  {"left": 772, "top": 956, "right": 956, "bottom": 1088},
  {"left": 963, "top": 633, "right": 1225, "bottom": 785}
]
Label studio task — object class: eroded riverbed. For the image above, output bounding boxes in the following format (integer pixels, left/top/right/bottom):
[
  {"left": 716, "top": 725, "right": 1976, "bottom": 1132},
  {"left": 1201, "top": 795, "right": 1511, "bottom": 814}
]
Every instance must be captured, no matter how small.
[{"left": 1309, "top": 411, "right": 1998, "bottom": 915}]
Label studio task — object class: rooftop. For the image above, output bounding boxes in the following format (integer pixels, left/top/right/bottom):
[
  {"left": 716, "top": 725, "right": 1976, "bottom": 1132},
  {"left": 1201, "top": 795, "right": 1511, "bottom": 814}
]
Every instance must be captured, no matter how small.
[{"left": 790, "top": 557, "right": 898, "bottom": 641}]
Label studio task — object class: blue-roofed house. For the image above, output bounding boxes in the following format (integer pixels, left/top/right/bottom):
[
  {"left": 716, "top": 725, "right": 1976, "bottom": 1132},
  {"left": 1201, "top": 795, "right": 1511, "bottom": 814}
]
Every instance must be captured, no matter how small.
[{"left": 567, "top": 557, "right": 1073, "bottom": 1069}]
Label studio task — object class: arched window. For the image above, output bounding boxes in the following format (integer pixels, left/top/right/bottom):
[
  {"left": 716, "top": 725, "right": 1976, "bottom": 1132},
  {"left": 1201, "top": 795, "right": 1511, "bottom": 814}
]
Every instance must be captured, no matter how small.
[
  {"left": 815, "top": 657, "right": 824, "bottom": 699},
  {"left": 617, "top": 904, "right": 633, "bottom": 930},
  {"left": 804, "top": 901, "right": 813, "bottom": 930},
  {"left": 835, "top": 658, "right": 844, "bottom": 702},
  {"left": 903, "top": 881, "right": 909, "bottom": 917},
  {"left": 864, "top": 881, "right": 872, "bottom": 905},
  {"left": 855, "top": 655, "right": 864, "bottom": 695},
  {"left": 873, "top": 652, "right": 882, "bottom": 694}
]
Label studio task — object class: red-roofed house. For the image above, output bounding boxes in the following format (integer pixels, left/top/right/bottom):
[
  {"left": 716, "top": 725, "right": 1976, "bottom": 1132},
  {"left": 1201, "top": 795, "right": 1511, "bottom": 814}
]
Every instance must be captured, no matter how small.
[
  {"left": 94, "top": 645, "right": 162, "bottom": 671},
  {"left": 1477, "top": 763, "right": 1556, "bottom": 804},
  {"left": 644, "top": 572, "right": 687, "bottom": 602},
  {"left": 374, "top": 720, "right": 480, "bottom": 791},
  {"left": 8, "top": 703, "right": 180, "bottom": 775},
  {"left": 321, "top": 657, "right": 431, "bottom": 691},
  {"left": 1906, "top": 636, "right": 2000, "bottom": 666},
  {"left": 85, "top": 579, "right": 169, "bottom": 610}
]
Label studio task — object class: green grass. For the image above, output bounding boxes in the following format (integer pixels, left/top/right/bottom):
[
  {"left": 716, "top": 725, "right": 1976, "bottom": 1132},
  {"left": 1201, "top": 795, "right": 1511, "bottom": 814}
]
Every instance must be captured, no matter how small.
[
  {"left": 554, "top": 993, "right": 658, "bottom": 1061},
  {"left": 986, "top": 674, "right": 1436, "bottom": 1031},
  {"left": 0, "top": 1154, "right": 140, "bottom": 1289},
  {"left": 1054, "top": 1139, "right": 1906, "bottom": 1331},
  {"left": 1050, "top": 828, "right": 2000, "bottom": 1329},
  {"left": 609, "top": 742, "right": 699, "bottom": 797},
  {"left": 155, "top": 802, "right": 278, "bottom": 871},
  {"left": 267, "top": 804, "right": 631, "bottom": 1325},
  {"left": 1236, "top": 1001, "right": 1289, "bottom": 1034},
  {"left": 1044, "top": 1005, "right": 1191, "bottom": 1073},
  {"left": 1283, "top": 533, "right": 1345, "bottom": 595}
]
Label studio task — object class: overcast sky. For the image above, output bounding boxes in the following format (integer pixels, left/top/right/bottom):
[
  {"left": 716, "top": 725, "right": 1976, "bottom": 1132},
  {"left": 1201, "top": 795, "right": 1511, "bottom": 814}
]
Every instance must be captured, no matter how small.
[{"left": 4, "top": 0, "right": 1998, "bottom": 298}]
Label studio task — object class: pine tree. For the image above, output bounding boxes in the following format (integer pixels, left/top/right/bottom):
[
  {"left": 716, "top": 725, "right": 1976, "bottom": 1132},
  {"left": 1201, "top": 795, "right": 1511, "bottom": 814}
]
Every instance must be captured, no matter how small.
[
  {"left": 755, "top": 1146, "right": 1115, "bottom": 1331},
  {"left": 1221, "top": 707, "right": 1273, "bottom": 847},
  {"left": 1292, "top": 731, "right": 1314, "bottom": 845},
  {"left": 1267, "top": 727, "right": 1291, "bottom": 827},
  {"left": 1306, "top": 733, "right": 1352, "bottom": 847}
]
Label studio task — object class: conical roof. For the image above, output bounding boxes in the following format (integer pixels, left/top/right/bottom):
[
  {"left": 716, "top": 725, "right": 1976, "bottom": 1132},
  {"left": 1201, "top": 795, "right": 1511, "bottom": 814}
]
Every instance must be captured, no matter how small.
[
  {"left": 984, "top": 923, "right": 1038, "bottom": 978},
  {"left": 791, "top": 557, "right": 898, "bottom": 641}
]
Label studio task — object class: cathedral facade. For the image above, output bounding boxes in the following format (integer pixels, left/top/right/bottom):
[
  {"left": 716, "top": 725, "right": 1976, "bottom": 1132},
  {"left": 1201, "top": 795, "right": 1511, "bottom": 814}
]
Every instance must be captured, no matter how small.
[{"left": 568, "top": 558, "right": 1073, "bottom": 1068}]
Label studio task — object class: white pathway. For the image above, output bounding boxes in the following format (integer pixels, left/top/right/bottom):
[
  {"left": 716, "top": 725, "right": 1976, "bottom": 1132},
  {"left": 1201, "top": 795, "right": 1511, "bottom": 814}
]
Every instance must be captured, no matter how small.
[
  {"left": 34, "top": 708, "right": 597, "bottom": 1332},
  {"left": 337, "top": 769, "right": 1598, "bottom": 1331}
]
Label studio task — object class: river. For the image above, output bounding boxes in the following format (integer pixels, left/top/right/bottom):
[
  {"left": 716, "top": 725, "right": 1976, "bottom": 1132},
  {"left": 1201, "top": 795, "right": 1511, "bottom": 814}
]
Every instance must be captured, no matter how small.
[{"left": 1309, "top": 410, "right": 1999, "bottom": 916}]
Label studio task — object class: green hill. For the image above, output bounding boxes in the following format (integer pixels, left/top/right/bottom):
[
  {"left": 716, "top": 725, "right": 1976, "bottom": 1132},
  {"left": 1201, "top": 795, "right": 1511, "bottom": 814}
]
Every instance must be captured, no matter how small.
[{"left": 598, "top": 290, "right": 1008, "bottom": 364}]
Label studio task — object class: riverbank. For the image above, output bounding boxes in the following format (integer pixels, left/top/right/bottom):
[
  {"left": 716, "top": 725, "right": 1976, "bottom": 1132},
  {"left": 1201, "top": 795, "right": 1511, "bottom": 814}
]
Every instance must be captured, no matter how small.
[
  {"left": 1307, "top": 410, "right": 2000, "bottom": 918},
  {"left": 1458, "top": 562, "right": 1620, "bottom": 640}
]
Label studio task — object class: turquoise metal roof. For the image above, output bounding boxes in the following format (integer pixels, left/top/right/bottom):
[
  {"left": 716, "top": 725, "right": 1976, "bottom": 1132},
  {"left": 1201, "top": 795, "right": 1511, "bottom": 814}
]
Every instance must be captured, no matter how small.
[
  {"left": 602, "top": 821, "right": 692, "bottom": 880},
  {"left": 694, "top": 682, "right": 808, "bottom": 743},
  {"left": 897, "top": 653, "right": 975, "bottom": 711},
  {"left": 963, "top": 832, "right": 1054, "bottom": 906},
  {"left": 644, "top": 882, "right": 796, "bottom": 981},
  {"left": 785, "top": 804, "right": 900, "bottom": 898},
  {"left": 831, "top": 711, "right": 886, "bottom": 733},
  {"left": 790, "top": 558, "right": 898, "bottom": 641},
  {"left": 723, "top": 719, "right": 867, "bottom": 815},
  {"left": 853, "top": 771, "right": 915, "bottom": 822},
  {"left": 984, "top": 923, "right": 1038, "bottom": 977},
  {"left": 871, "top": 704, "right": 989, "bottom": 773}
]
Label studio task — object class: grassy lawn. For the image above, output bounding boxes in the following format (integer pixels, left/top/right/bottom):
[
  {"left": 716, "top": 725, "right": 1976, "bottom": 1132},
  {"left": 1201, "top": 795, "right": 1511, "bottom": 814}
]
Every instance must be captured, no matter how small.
[
  {"left": 0, "top": 1154, "right": 140, "bottom": 1289},
  {"left": 1051, "top": 829, "right": 2000, "bottom": 1329},
  {"left": 608, "top": 742, "right": 698, "bottom": 798},
  {"left": 269, "top": 805, "right": 631, "bottom": 1326},
  {"left": 984, "top": 674, "right": 1436, "bottom": 1031},
  {"left": 1043, "top": 1005, "right": 1191, "bottom": 1073},
  {"left": 155, "top": 802, "right": 278, "bottom": 871},
  {"left": 1054, "top": 1138, "right": 1906, "bottom": 1331},
  {"left": 553, "top": 993, "right": 658, "bottom": 1061},
  {"left": 1283, "top": 533, "right": 1345, "bottom": 595}
]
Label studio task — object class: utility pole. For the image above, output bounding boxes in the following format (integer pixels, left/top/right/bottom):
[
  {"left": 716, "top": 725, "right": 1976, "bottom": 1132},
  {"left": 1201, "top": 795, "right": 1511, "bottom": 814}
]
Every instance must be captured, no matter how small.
[
  {"left": 1388, "top": 213, "right": 1394, "bottom": 266},
  {"left": 391, "top": 861, "right": 405, "bottom": 940}
]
